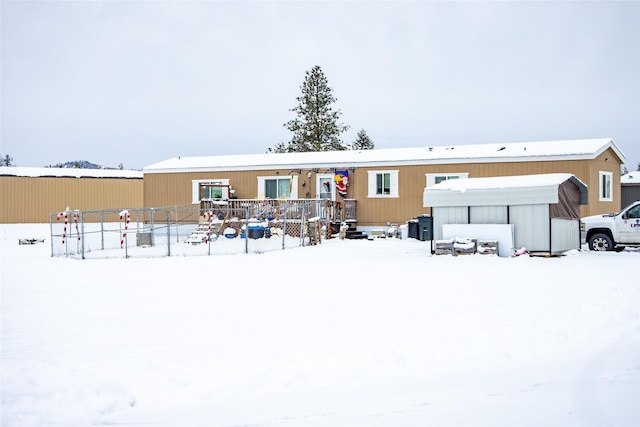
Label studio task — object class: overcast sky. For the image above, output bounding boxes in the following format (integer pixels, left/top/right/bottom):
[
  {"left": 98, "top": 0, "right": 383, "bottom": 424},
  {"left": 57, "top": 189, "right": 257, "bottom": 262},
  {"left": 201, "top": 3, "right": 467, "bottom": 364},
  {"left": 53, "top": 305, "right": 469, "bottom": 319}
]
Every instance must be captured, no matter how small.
[{"left": 1, "top": 0, "right": 639, "bottom": 171}]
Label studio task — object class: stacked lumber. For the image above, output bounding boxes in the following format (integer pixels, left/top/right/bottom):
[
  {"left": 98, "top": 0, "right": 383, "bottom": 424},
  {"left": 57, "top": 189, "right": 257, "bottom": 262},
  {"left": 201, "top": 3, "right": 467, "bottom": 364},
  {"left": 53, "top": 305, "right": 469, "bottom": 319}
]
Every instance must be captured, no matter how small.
[
  {"left": 453, "top": 237, "right": 476, "bottom": 255},
  {"left": 477, "top": 239, "right": 498, "bottom": 255},
  {"left": 434, "top": 238, "right": 454, "bottom": 255}
]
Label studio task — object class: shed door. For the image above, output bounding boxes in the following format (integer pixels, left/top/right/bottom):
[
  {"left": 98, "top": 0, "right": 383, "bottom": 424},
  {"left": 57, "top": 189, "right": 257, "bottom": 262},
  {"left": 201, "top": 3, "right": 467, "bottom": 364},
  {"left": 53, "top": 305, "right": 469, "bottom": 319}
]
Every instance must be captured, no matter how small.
[
  {"left": 509, "top": 205, "right": 549, "bottom": 251},
  {"left": 433, "top": 206, "right": 468, "bottom": 240}
]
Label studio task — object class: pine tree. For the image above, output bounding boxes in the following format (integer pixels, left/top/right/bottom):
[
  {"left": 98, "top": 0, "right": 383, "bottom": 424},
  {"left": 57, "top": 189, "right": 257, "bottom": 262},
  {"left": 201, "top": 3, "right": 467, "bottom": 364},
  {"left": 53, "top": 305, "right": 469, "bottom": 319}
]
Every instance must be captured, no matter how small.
[
  {"left": 272, "top": 65, "right": 349, "bottom": 153},
  {"left": 352, "top": 129, "right": 375, "bottom": 150},
  {"left": 1, "top": 154, "right": 14, "bottom": 166}
]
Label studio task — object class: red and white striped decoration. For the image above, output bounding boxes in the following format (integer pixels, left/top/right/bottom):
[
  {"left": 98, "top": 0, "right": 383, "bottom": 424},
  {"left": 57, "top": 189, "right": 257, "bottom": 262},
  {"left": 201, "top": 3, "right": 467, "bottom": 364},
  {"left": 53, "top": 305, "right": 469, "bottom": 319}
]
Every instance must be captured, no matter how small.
[
  {"left": 119, "top": 210, "right": 130, "bottom": 247},
  {"left": 73, "top": 211, "right": 81, "bottom": 241},
  {"left": 56, "top": 211, "right": 69, "bottom": 244},
  {"left": 203, "top": 210, "right": 214, "bottom": 243}
]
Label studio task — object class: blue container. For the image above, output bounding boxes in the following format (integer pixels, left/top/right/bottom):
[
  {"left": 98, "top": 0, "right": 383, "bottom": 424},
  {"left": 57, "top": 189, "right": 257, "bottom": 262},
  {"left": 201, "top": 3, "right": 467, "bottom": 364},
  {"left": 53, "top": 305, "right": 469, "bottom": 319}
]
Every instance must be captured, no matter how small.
[{"left": 247, "top": 225, "right": 265, "bottom": 239}]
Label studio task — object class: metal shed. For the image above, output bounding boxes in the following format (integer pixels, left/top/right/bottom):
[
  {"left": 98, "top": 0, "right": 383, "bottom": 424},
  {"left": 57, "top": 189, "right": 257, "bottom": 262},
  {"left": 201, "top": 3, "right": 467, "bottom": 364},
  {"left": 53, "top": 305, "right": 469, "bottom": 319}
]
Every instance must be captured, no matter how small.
[{"left": 423, "top": 173, "right": 588, "bottom": 255}]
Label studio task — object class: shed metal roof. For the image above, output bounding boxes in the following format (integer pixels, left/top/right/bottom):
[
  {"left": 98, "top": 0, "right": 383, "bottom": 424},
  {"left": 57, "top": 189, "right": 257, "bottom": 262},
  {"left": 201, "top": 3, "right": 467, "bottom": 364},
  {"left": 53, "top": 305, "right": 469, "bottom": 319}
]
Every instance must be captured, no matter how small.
[{"left": 423, "top": 173, "right": 588, "bottom": 207}]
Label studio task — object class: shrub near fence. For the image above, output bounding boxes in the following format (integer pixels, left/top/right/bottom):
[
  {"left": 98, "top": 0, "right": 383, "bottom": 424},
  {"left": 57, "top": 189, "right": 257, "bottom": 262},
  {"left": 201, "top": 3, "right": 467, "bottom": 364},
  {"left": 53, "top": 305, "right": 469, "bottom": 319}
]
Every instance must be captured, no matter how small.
[{"left": 49, "top": 202, "right": 324, "bottom": 259}]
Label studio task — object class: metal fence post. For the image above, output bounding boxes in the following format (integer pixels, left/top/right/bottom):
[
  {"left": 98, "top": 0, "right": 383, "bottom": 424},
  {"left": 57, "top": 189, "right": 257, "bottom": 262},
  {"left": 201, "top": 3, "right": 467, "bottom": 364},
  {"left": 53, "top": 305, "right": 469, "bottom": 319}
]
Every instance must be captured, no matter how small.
[
  {"left": 301, "top": 204, "right": 306, "bottom": 247},
  {"left": 150, "top": 208, "right": 155, "bottom": 245},
  {"left": 282, "top": 203, "right": 286, "bottom": 250},
  {"left": 81, "top": 212, "right": 85, "bottom": 259},
  {"left": 167, "top": 210, "right": 171, "bottom": 257},
  {"left": 175, "top": 205, "right": 180, "bottom": 243},
  {"left": 245, "top": 208, "right": 249, "bottom": 254},
  {"left": 65, "top": 213, "right": 69, "bottom": 258},
  {"left": 100, "top": 211, "right": 105, "bottom": 250},
  {"left": 49, "top": 213, "right": 54, "bottom": 257}
]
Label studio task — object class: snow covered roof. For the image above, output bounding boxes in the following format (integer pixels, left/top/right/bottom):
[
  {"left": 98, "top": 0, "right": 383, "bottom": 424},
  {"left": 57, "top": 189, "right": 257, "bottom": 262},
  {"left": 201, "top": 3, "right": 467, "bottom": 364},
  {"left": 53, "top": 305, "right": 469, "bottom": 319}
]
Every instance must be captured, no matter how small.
[
  {"left": 423, "top": 173, "right": 588, "bottom": 207},
  {"left": 621, "top": 173, "right": 640, "bottom": 185},
  {"left": 143, "top": 138, "right": 624, "bottom": 173},
  {"left": 0, "top": 166, "right": 143, "bottom": 179}
]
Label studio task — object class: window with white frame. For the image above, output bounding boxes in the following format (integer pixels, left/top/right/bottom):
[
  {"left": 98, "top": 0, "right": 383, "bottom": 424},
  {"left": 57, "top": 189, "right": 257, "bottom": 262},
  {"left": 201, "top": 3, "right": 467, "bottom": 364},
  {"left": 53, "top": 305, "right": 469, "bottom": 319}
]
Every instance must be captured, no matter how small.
[
  {"left": 426, "top": 172, "right": 469, "bottom": 187},
  {"left": 257, "top": 176, "right": 298, "bottom": 199},
  {"left": 599, "top": 171, "right": 613, "bottom": 201},
  {"left": 191, "top": 179, "right": 230, "bottom": 204},
  {"left": 367, "top": 170, "right": 399, "bottom": 197}
]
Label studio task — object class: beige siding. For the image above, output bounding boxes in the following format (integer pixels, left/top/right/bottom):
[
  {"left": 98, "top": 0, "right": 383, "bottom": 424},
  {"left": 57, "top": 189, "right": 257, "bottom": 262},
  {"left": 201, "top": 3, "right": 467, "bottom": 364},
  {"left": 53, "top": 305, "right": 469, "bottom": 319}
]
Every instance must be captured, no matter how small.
[
  {"left": 348, "top": 158, "right": 602, "bottom": 226},
  {"left": 1, "top": 176, "right": 143, "bottom": 223},
  {"left": 143, "top": 157, "right": 617, "bottom": 228},
  {"left": 585, "top": 149, "right": 623, "bottom": 215}
]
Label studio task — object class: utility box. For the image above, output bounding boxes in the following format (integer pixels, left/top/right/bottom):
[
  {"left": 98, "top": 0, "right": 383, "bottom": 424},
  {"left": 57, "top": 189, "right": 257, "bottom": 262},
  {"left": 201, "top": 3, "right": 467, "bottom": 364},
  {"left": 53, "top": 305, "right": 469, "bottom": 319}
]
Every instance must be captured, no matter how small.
[
  {"left": 137, "top": 232, "right": 153, "bottom": 247},
  {"left": 417, "top": 214, "right": 433, "bottom": 241}
]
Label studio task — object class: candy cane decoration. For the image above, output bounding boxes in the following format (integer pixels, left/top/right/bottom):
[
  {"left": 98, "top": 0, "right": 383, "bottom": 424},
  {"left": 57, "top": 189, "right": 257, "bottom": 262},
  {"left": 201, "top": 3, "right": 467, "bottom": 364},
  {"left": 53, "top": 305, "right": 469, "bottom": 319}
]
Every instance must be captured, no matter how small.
[
  {"left": 73, "top": 211, "right": 81, "bottom": 241},
  {"left": 56, "top": 211, "right": 69, "bottom": 244},
  {"left": 203, "top": 210, "right": 214, "bottom": 243},
  {"left": 119, "top": 210, "right": 130, "bottom": 247}
]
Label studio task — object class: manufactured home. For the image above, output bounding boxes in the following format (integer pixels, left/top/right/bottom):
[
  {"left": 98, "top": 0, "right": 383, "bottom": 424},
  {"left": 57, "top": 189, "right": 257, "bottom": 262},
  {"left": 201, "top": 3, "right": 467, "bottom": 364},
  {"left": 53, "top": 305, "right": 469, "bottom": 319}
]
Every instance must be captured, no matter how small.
[
  {"left": 0, "top": 167, "right": 144, "bottom": 223},
  {"left": 143, "top": 138, "right": 625, "bottom": 231}
]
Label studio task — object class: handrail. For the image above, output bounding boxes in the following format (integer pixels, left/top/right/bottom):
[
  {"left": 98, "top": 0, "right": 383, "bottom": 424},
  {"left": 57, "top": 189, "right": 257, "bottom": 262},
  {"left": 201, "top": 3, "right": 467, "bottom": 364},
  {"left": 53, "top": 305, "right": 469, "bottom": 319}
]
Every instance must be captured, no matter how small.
[{"left": 200, "top": 198, "right": 357, "bottom": 222}]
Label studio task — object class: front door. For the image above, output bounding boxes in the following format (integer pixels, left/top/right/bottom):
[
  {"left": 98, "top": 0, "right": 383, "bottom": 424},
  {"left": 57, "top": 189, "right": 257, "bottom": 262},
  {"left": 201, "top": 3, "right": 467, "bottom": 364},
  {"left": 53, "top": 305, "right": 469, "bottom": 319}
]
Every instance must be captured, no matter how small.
[{"left": 317, "top": 174, "right": 335, "bottom": 200}]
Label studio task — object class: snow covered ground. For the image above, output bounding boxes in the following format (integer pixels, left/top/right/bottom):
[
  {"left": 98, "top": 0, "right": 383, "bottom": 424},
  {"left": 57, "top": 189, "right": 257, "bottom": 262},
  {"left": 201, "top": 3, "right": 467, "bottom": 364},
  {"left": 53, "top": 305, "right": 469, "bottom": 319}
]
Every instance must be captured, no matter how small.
[{"left": 1, "top": 223, "right": 639, "bottom": 427}]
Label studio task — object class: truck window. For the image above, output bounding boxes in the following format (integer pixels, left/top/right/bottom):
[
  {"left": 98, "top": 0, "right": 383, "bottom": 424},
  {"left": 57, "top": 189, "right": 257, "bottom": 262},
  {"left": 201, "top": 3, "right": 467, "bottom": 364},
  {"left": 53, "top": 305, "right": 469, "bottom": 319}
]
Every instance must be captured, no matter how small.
[{"left": 626, "top": 205, "right": 640, "bottom": 219}]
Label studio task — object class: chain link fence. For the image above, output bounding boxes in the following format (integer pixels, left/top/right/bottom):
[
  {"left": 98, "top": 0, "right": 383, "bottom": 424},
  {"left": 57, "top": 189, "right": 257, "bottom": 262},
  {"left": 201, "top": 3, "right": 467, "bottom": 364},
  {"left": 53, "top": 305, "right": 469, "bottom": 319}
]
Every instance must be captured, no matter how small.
[{"left": 49, "top": 201, "right": 328, "bottom": 259}]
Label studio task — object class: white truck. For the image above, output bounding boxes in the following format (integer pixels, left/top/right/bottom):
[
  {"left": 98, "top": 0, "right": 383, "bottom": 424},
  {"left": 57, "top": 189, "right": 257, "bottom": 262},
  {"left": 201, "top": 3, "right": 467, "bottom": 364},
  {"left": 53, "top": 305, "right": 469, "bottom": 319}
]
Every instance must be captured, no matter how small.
[{"left": 581, "top": 200, "right": 640, "bottom": 251}]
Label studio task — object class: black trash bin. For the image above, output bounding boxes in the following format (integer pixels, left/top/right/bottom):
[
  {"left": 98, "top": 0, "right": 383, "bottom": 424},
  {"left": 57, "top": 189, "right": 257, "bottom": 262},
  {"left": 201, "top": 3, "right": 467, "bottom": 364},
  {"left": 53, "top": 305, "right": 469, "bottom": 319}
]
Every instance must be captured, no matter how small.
[
  {"left": 417, "top": 214, "right": 433, "bottom": 241},
  {"left": 408, "top": 219, "right": 419, "bottom": 239}
]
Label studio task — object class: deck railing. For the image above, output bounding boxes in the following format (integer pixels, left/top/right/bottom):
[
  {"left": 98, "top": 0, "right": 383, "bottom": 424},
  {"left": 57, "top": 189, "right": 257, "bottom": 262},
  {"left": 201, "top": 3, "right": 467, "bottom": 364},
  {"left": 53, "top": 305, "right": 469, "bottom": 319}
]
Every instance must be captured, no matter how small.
[{"left": 200, "top": 198, "right": 356, "bottom": 222}]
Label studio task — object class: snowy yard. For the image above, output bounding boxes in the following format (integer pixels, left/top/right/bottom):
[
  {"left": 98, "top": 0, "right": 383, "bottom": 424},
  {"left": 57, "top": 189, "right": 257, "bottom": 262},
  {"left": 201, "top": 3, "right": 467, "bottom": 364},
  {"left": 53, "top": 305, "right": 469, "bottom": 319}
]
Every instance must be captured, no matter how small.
[{"left": 1, "top": 223, "right": 639, "bottom": 427}]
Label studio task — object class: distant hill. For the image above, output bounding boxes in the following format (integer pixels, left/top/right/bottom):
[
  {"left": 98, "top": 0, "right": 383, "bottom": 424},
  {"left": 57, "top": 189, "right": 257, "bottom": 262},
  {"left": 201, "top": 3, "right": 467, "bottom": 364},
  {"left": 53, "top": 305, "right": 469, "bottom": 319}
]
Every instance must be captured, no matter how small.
[{"left": 46, "top": 160, "right": 121, "bottom": 170}]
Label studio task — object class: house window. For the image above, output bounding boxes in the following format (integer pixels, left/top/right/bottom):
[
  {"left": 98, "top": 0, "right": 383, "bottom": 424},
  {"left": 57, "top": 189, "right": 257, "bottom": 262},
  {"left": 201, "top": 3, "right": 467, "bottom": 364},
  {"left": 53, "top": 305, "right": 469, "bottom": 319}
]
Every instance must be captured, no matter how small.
[
  {"left": 192, "top": 179, "right": 230, "bottom": 204},
  {"left": 367, "top": 170, "right": 399, "bottom": 198},
  {"left": 202, "top": 185, "right": 224, "bottom": 199},
  {"left": 599, "top": 171, "right": 613, "bottom": 201},
  {"left": 426, "top": 173, "right": 469, "bottom": 187},
  {"left": 257, "top": 176, "right": 298, "bottom": 199}
]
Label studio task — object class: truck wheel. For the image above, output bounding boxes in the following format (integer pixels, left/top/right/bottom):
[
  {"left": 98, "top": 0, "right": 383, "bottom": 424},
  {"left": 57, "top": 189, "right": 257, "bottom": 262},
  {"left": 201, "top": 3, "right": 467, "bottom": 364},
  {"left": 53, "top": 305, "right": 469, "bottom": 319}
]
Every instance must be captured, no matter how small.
[{"left": 589, "top": 233, "right": 613, "bottom": 251}]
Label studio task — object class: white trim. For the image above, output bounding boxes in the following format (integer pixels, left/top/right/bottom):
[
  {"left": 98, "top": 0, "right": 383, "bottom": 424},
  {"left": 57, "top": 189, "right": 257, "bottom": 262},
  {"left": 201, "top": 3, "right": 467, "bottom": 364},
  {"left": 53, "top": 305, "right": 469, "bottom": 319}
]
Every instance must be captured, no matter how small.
[
  {"left": 599, "top": 171, "right": 613, "bottom": 202},
  {"left": 426, "top": 172, "right": 469, "bottom": 187},
  {"left": 367, "top": 170, "right": 399, "bottom": 198},
  {"left": 191, "top": 179, "right": 230, "bottom": 204},
  {"left": 316, "top": 173, "right": 335, "bottom": 200}
]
